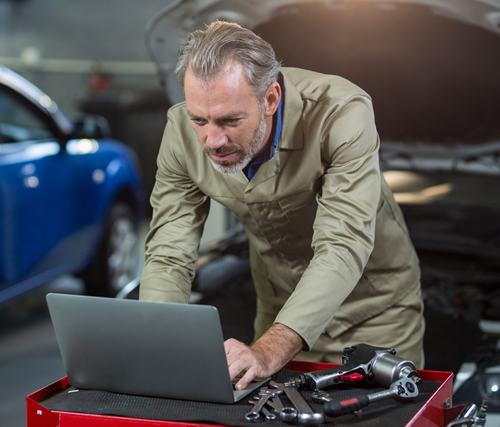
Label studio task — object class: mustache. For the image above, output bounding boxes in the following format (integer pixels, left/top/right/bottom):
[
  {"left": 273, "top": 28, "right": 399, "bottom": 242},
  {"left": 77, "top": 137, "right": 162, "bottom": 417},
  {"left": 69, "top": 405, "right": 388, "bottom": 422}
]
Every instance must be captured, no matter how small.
[{"left": 204, "top": 145, "right": 241, "bottom": 156}]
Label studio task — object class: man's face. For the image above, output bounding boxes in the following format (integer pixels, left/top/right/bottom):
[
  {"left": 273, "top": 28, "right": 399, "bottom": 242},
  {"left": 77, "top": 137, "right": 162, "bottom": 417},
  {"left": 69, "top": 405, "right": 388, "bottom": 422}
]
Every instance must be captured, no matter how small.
[{"left": 184, "top": 61, "right": 269, "bottom": 174}]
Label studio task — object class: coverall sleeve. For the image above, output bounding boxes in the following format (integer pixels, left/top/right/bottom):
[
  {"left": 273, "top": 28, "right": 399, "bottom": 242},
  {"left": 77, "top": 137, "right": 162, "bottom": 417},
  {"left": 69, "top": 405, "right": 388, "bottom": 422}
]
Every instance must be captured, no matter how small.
[
  {"left": 139, "top": 110, "right": 210, "bottom": 303},
  {"left": 274, "top": 96, "right": 381, "bottom": 349}
]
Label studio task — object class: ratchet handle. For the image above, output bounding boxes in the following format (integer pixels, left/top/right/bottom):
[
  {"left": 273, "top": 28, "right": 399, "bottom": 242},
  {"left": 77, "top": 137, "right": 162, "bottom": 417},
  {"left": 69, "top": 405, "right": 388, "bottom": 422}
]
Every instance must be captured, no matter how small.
[{"left": 323, "top": 395, "right": 370, "bottom": 417}]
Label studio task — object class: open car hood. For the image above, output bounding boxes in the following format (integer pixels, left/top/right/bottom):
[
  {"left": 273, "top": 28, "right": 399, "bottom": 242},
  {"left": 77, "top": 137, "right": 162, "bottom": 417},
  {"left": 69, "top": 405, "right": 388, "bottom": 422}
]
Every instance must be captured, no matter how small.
[{"left": 146, "top": 0, "right": 500, "bottom": 161}]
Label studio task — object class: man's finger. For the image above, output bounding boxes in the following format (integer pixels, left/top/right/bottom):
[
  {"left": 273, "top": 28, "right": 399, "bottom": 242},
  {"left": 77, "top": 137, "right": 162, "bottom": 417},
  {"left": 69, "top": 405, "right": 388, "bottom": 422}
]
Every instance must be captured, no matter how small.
[
  {"left": 224, "top": 338, "right": 240, "bottom": 353},
  {"left": 228, "top": 357, "right": 250, "bottom": 380},
  {"left": 235, "top": 366, "right": 257, "bottom": 390},
  {"left": 224, "top": 339, "right": 248, "bottom": 366}
]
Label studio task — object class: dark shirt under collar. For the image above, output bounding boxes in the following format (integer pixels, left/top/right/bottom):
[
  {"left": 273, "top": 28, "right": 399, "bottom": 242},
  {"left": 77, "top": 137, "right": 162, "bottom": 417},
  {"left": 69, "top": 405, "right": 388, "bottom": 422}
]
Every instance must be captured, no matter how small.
[{"left": 246, "top": 96, "right": 283, "bottom": 180}]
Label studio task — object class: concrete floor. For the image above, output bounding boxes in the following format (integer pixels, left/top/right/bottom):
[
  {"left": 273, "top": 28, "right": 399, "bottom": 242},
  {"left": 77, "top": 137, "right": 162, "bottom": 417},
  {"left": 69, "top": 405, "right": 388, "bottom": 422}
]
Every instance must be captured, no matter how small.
[{"left": 0, "top": 276, "right": 84, "bottom": 427}]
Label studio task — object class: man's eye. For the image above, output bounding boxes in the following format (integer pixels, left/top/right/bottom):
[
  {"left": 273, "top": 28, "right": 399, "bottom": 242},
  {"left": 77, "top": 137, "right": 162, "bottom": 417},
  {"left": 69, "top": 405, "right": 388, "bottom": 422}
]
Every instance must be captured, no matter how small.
[
  {"left": 191, "top": 118, "right": 206, "bottom": 125},
  {"left": 224, "top": 119, "right": 239, "bottom": 126}
]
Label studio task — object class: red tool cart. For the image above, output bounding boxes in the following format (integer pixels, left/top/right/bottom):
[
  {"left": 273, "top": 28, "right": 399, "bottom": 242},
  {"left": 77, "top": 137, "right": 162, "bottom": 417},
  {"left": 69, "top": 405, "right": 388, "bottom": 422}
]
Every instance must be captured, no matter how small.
[{"left": 27, "top": 361, "right": 455, "bottom": 427}]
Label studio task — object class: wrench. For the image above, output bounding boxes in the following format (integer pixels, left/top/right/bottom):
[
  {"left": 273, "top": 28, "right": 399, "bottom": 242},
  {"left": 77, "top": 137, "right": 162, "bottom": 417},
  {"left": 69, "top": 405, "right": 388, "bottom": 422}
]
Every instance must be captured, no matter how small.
[
  {"left": 245, "top": 390, "right": 279, "bottom": 422},
  {"left": 269, "top": 381, "right": 324, "bottom": 424},
  {"left": 311, "top": 389, "right": 332, "bottom": 404},
  {"left": 247, "top": 401, "right": 277, "bottom": 420},
  {"left": 253, "top": 392, "right": 285, "bottom": 414},
  {"left": 267, "top": 395, "right": 285, "bottom": 413},
  {"left": 262, "top": 406, "right": 277, "bottom": 421},
  {"left": 323, "top": 377, "right": 419, "bottom": 417}
]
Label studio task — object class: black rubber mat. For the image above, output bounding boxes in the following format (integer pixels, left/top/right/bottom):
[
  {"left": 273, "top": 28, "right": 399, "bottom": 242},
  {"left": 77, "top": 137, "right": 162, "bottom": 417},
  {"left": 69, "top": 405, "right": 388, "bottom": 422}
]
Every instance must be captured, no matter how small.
[{"left": 40, "top": 368, "right": 441, "bottom": 426}]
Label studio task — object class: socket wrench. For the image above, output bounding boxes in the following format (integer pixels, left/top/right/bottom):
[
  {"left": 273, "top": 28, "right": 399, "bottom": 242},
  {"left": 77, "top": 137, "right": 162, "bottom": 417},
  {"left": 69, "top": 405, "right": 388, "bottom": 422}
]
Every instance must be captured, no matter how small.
[{"left": 323, "top": 377, "right": 419, "bottom": 417}]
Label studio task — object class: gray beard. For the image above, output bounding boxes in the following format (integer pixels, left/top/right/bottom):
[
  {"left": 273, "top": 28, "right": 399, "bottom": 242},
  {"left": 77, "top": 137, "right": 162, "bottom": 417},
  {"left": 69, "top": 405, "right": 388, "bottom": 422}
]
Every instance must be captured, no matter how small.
[{"left": 208, "top": 111, "right": 267, "bottom": 174}]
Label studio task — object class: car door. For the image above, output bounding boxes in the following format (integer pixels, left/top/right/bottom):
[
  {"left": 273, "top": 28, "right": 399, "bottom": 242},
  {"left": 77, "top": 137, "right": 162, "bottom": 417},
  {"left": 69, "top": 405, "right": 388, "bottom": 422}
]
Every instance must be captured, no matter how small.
[{"left": 0, "top": 84, "right": 78, "bottom": 289}]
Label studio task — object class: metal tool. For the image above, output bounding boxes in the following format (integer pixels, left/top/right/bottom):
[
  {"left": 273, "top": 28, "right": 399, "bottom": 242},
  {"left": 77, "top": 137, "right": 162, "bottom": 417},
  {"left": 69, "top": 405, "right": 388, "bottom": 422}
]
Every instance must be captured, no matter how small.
[
  {"left": 256, "top": 392, "right": 285, "bottom": 414},
  {"left": 291, "top": 343, "right": 420, "bottom": 390},
  {"left": 323, "top": 377, "right": 419, "bottom": 417},
  {"left": 311, "top": 389, "right": 333, "bottom": 404},
  {"left": 446, "top": 400, "right": 487, "bottom": 427},
  {"left": 245, "top": 389, "right": 279, "bottom": 422},
  {"left": 268, "top": 395, "right": 285, "bottom": 413},
  {"left": 247, "top": 400, "right": 276, "bottom": 420},
  {"left": 262, "top": 404, "right": 277, "bottom": 420},
  {"left": 263, "top": 406, "right": 277, "bottom": 420},
  {"left": 269, "top": 380, "right": 324, "bottom": 424},
  {"left": 280, "top": 407, "right": 299, "bottom": 423},
  {"left": 369, "top": 351, "right": 421, "bottom": 388}
]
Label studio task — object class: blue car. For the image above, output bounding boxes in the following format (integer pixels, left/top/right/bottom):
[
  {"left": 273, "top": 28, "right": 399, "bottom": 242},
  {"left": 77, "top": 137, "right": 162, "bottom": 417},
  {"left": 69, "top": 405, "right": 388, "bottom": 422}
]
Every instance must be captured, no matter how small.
[{"left": 0, "top": 65, "right": 145, "bottom": 304}]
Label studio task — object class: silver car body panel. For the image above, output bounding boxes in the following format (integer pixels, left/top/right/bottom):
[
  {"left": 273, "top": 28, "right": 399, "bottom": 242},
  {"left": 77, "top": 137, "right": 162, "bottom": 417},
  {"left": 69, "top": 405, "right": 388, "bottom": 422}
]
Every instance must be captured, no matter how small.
[
  {"left": 145, "top": 0, "right": 500, "bottom": 105},
  {"left": 145, "top": 0, "right": 500, "bottom": 178},
  {"left": 0, "top": 64, "right": 74, "bottom": 135}
]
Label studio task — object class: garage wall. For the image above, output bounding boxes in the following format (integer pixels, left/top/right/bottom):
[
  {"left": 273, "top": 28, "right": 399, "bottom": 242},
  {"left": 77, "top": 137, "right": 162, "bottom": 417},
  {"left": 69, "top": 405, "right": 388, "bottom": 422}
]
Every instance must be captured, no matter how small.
[
  {"left": 0, "top": 0, "right": 173, "bottom": 112},
  {"left": 0, "top": 0, "right": 228, "bottom": 245}
]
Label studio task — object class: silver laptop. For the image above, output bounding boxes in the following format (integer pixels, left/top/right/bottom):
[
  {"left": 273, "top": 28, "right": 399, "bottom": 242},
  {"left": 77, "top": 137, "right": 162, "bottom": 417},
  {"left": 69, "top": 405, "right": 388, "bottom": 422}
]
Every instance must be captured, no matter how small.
[{"left": 46, "top": 293, "right": 269, "bottom": 404}]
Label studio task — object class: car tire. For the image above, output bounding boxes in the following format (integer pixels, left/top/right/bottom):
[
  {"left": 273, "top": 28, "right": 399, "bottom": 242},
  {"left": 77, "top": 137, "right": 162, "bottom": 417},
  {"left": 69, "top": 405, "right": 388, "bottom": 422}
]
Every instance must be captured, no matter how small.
[{"left": 82, "top": 202, "right": 139, "bottom": 297}]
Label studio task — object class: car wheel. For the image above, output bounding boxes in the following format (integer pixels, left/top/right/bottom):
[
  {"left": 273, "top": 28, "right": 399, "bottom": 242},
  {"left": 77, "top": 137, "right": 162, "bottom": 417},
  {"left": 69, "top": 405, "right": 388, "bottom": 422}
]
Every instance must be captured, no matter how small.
[{"left": 82, "top": 202, "right": 139, "bottom": 297}]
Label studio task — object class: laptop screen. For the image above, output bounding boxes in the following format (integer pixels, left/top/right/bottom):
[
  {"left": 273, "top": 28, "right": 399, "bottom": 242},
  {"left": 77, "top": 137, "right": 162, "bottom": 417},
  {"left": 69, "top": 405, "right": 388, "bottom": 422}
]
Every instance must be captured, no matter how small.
[{"left": 46, "top": 293, "right": 267, "bottom": 403}]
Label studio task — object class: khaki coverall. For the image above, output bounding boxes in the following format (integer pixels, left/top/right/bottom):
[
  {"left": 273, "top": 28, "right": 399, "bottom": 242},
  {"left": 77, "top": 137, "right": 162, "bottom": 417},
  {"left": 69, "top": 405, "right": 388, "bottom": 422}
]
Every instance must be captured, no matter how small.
[{"left": 140, "top": 67, "right": 425, "bottom": 368}]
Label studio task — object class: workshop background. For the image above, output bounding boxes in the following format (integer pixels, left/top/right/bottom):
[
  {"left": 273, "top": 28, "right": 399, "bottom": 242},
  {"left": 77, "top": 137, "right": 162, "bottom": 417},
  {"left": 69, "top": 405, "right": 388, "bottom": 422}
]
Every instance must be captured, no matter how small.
[
  {"left": 0, "top": 1, "right": 182, "bottom": 425},
  {"left": 1, "top": 0, "right": 500, "bottom": 426}
]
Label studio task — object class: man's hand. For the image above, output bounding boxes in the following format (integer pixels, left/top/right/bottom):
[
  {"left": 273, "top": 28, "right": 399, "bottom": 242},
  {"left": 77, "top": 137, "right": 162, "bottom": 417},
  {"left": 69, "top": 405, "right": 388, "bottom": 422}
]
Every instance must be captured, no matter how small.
[{"left": 224, "top": 323, "right": 304, "bottom": 390}]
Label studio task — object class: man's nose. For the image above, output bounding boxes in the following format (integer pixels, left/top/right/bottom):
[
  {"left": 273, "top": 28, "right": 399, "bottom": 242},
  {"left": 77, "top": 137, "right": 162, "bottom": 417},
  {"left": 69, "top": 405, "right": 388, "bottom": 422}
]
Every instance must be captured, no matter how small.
[{"left": 205, "top": 124, "right": 228, "bottom": 150}]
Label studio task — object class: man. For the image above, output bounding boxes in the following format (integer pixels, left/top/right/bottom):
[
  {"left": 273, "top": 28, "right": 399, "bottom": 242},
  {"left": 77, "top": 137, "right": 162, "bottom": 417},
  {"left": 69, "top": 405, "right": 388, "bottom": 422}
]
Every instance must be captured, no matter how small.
[{"left": 140, "top": 21, "right": 425, "bottom": 391}]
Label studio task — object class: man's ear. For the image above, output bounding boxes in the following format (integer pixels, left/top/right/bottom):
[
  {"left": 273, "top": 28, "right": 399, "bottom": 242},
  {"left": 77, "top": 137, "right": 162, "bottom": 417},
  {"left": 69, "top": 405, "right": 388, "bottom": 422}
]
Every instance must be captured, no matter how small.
[{"left": 264, "top": 82, "right": 281, "bottom": 118}]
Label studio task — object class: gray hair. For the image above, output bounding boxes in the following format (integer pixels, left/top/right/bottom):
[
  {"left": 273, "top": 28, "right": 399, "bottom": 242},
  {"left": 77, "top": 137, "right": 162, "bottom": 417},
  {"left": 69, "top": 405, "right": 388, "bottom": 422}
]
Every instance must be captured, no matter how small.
[{"left": 174, "top": 21, "right": 281, "bottom": 100}]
